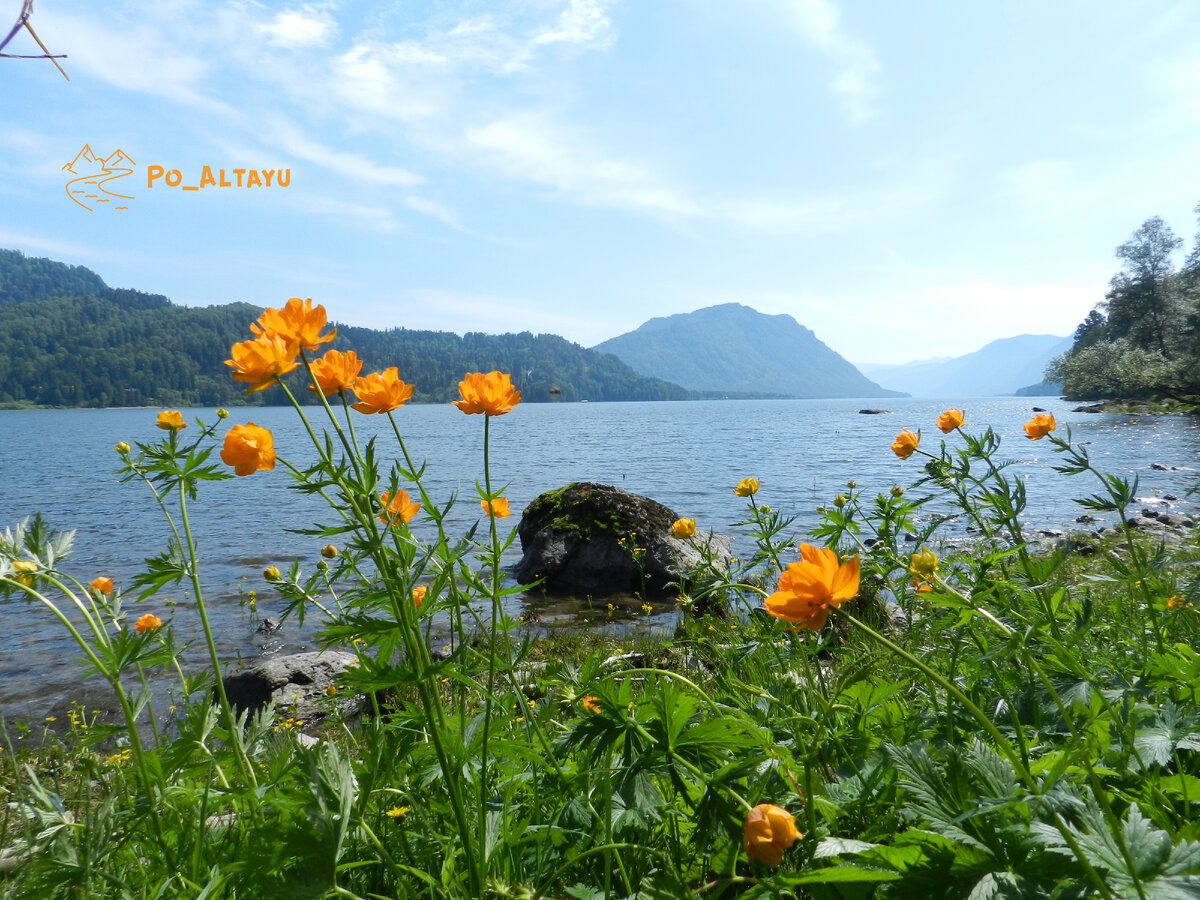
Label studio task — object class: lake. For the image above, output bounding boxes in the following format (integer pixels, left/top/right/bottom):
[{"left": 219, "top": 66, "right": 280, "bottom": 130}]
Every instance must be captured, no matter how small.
[{"left": 1, "top": 397, "right": 1197, "bottom": 720}]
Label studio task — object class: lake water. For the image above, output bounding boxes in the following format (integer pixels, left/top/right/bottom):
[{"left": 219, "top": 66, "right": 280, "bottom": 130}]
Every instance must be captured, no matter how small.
[{"left": 1, "top": 397, "right": 1197, "bottom": 720}]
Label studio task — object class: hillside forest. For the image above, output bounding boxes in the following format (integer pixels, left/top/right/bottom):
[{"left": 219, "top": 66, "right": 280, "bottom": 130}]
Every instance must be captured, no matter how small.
[{"left": 0, "top": 249, "right": 691, "bottom": 408}]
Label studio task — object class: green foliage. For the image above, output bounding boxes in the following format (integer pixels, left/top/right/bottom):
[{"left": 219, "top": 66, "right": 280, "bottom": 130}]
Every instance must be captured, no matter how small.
[{"left": 1053, "top": 204, "right": 1200, "bottom": 404}]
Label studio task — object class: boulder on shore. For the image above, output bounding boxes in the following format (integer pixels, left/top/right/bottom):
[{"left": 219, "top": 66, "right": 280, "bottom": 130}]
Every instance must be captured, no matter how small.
[
  {"left": 220, "top": 650, "right": 361, "bottom": 725},
  {"left": 513, "top": 482, "right": 731, "bottom": 597}
]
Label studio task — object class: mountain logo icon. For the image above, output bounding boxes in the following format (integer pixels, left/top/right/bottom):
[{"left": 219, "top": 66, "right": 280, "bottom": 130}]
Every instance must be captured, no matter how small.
[{"left": 63, "top": 145, "right": 135, "bottom": 211}]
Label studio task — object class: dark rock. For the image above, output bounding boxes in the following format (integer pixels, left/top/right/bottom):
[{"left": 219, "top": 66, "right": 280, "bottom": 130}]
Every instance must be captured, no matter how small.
[
  {"left": 1032, "top": 406, "right": 1047, "bottom": 412},
  {"left": 1074, "top": 403, "right": 1105, "bottom": 413},
  {"left": 255, "top": 617, "right": 282, "bottom": 635},
  {"left": 858, "top": 409, "right": 891, "bottom": 414},
  {"left": 513, "top": 482, "right": 731, "bottom": 597},
  {"left": 220, "top": 650, "right": 361, "bottom": 725}
]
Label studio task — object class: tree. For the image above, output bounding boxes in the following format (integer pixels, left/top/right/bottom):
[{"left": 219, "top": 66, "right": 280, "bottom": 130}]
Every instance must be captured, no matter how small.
[{"left": 1101, "top": 216, "right": 1183, "bottom": 355}]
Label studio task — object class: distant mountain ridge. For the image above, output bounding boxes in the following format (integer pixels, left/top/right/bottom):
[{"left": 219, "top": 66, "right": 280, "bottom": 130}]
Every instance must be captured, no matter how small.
[
  {"left": 860, "top": 334, "right": 1072, "bottom": 397},
  {"left": 593, "top": 303, "right": 903, "bottom": 399}
]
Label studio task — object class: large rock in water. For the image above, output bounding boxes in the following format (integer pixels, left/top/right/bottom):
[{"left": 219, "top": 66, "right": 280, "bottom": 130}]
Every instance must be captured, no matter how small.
[
  {"left": 221, "top": 651, "right": 362, "bottom": 724},
  {"left": 513, "top": 482, "right": 731, "bottom": 597}
]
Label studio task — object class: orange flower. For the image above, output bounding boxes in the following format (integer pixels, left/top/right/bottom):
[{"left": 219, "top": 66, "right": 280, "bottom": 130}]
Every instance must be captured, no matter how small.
[
  {"left": 481, "top": 497, "right": 511, "bottom": 518},
  {"left": 351, "top": 368, "right": 415, "bottom": 414},
  {"left": 250, "top": 297, "right": 336, "bottom": 351},
  {"left": 582, "top": 695, "right": 602, "bottom": 715},
  {"left": 743, "top": 803, "right": 800, "bottom": 866},
  {"left": 412, "top": 585, "right": 428, "bottom": 607},
  {"left": 671, "top": 518, "right": 696, "bottom": 539},
  {"left": 379, "top": 490, "right": 420, "bottom": 527},
  {"left": 734, "top": 477, "right": 760, "bottom": 497},
  {"left": 764, "top": 544, "right": 860, "bottom": 630},
  {"left": 1024, "top": 412, "right": 1056, "bottom": 440},
  {"left": 891, "top": 429, "right": 920, "bottom": 459},
  {"left": 936, "top": 409, "right": 964, "bottom": 433},
  {"left": 156, "top": 410, "right": 185, "bottom": 431},
  {"left": 89, "top": 576, "right": 114, "bottom": 595},
  {"left": 307, "top": 349, "right": 363, "bottom": 396},
  {"left": 134, "top": 614, "right": 162, "bottom": 634},
  {"left": 220, "top": 423, "right": 276, "bottom": 476},
  {"left": 225, "top": 333, "right": 300, "bottom": 394},
  {"left": 452, "top": 371, "right": 521, "bottom": 416}
]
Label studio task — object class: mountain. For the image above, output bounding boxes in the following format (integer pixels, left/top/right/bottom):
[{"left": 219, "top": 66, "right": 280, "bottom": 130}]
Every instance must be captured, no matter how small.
[
  {"left": 0, "top": 249, "right": 693, "bottom": 408},
  {"left": 592, "top": 303, "right": 903, "bottom": 399},
  {"left": 861, "top": 334, "right": 1073, "bottom": 397}
]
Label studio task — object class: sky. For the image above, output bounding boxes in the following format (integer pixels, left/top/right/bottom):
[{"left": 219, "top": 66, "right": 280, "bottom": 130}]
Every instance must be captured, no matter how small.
[{"left": 2, "top": 1, "right": 1200, "bottom": 365}]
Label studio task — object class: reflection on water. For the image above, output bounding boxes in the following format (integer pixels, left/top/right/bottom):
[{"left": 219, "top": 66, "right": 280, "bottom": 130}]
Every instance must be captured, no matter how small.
[{"left": 1, "top": 398, "right": 1197, "bottom": 717}]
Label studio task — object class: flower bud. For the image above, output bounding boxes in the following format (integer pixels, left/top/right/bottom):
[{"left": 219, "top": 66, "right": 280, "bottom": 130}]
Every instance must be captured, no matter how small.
[
  {"left": 834, "top": 494, "right": 847, "bottom": 508},
  {"left": 890, "top": 485, "right": 904, "bottom": 497},
  {"left": 216, "top": 407, "right": 230, "bottom": 419},
  {"left": 115, "top": 441, "right": 131, "bottom": 455},
  {"left": 321, "top": 544, "right": 338, "bottom": 559},
  {"left": 316, "top": 560, "right": 328, "bottom": 572},
  {"left": 846, "top": 480, "right": 856, "bottom": 489},
  {"left": 263, "top": 566, "right": 281, "bottom": 581}
]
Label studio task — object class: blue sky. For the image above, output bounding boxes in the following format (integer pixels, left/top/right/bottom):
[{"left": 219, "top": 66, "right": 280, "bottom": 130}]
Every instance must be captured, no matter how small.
[{"left": 3, "top": 1, "right": 1199, "bottom": 364}]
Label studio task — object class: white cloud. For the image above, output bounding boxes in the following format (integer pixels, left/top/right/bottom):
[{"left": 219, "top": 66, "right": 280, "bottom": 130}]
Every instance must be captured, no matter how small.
[
  {"left": 465, "top": 112, "right": 699, "bottom": 215},
  {"left": 774, "top": 0, "right": 881, "bottom": 123},
  {"left": 37, "top": 7, "right": 231, "bottom": 114},
  {"left": 262, "top": 4, "right": 338, "bottom": 49},
  {"left": 260, "top": 117, "right": 424, "bottom": 187},
  {"left": 533, "top": 0, "right": 617, "bottom": 49}
]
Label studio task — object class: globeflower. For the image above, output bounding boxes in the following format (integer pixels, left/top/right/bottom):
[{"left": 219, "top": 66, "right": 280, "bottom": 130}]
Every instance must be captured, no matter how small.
[
  {"left": 1024, "top": 412, "right": 1056, "bottom": 440},
  {"left": 250, "top": 297, "right": 336, "bottom": 351},
  {"left": 670, "top": 518, "right": 696, "bottom": 539},
  {"left": 263, "top": 566, "right": 281, "bottom": 581},
  {"left": 743, "top": 803, "right": 800, "bottom": 866},
  {"left": 351, "top": 368, "right": 415, "bottom": 414},
  {"left": 452, "top": 371, "right": 521, "bottom": 416},
  {"left": 909, "top": 547, "right": 938, "bottom": 582},
  {"left": 412, "top": 585, "right": 427, "bottom": 607},
  {"left": 936, "top": 409, "right": 965, "bottom": 433},
  {"left": 764, "top": 544, "right": 860, "bottom": 630},
  {"left": 225, "top": 333, "right": 300, "bottom": 393},
  {"left": 481, "top": 497, "right": 511, "bottom": 518},
  {"left": 220, "top": 423, "right": 276, "bottom": 476},
  {"left": 134, "top": 613, "right": 162, "bottom": 634},
  {"left": 582, "top": 696, "right": 602, "bottom": 715},
  {"left": 734, "top": 477, "right": 760, "bottom": 497},
  {"left": 89, "top": 576, "right": 114, "bottom": 594},
  {"left": 308, "top": 348, "right": 363, "bottom": 396},
  {"left": 891, "top": 429, "right": 920, "bottom": 460},
  {"left": 9, "top": 560, "right": 36, "bottom": 587},
  {"left": 379, "top": 490, "right": 420, "bottom": 527},
  {"left": 156, "top": 410, "right": 185, "bottom": 431},
  {"left": 115, "top": 441, "right": 131, "bottom": 455}
]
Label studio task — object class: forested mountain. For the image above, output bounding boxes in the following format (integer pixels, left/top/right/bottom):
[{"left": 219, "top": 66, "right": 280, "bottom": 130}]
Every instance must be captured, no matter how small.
[
  {"left": 0, "top": 249, "right": 690, "bottom": 407},
  {"left": 593, "top": 303, "right": 903, "bottom": 399},
  {"left": 1050, "top": 205, "right": 1200, "bottom": 405}
]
